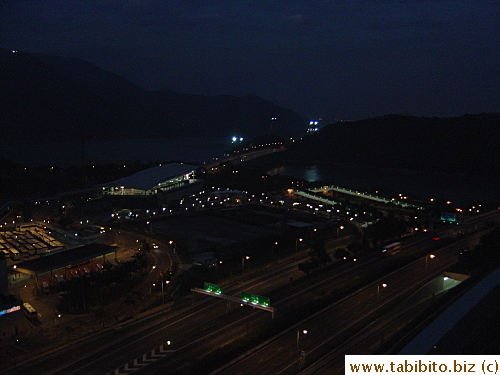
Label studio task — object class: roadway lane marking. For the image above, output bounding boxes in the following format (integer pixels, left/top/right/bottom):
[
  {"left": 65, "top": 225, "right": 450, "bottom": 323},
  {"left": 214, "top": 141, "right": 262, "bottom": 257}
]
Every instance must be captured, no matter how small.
[
  {"left": 133, "top": 358, "right": 147, "bottom": 367},
  {"left": 107, "top": 343, "right": 175, "bottom": 375},
  {"left": 141, "top": 353, "right": 156, "bottom": 362},
  {"left": 124, "top": 363, "right": 139, "bottom": 371}
]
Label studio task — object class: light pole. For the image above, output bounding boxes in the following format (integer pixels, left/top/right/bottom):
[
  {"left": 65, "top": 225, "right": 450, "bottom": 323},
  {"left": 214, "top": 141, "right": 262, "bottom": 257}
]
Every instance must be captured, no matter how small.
[
  {"left": 242, "top": 256, "right": 250, "bottom": 274},
  {"left": 377, "top": 283, "right": 387, "bottom": 300},
  {"left": 295, "top": 238, "right": 303, "bottom": 252},
  {"left": 296, "top": 329, "right": 308, "bottom": 352},
  {"left": 425, "top": 254, "right": 435, "bottom": 270},
  {"left": 169, "top": 240, "right": 176, "bottom": 254},
  {"left": 337, "top": 225, "right": 344, "bottom": 237},
  {"left": 161, "top": 280, "right": 170, "bottom": 304},
  {"left": 161, "top": 281, "right": 164, "bottom": 304},
  {"left": 271, "top": 241, "right": 279, "bottom": 256}
]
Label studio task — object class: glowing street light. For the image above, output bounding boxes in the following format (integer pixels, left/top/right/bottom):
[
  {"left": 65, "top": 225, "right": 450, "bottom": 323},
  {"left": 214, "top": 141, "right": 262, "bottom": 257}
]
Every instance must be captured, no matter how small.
[
  {"left": 425, "top": 254, "right": 436, "bottom": 270},
  {"left": 377, "top": 283, "right": 387, "bottom": 300},
  {"left": 337, "top": 225, "right": 345, "bottom": 237},
  {"left": 161, "top": 280, "right": 170, "bottom": 304},
  {"left": 216, "top": 260, "right": 223, "bottom": 273},
  {"left": 169, "top": 240, "right": 176, "bottom": 254},
  {"left": 297, "top": 329, "right": 308, "bottom": 352},
  {"left": 295, "top": 238, "right": 303, "bottom": 252},
  {"left": 242, "top": 255, "right": 250, "bottom": 274}
]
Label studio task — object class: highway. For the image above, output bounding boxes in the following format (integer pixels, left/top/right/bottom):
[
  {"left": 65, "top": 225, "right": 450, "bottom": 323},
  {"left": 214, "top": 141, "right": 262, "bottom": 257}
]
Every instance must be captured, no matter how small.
[
  {"left": 203, "top": 148, "right": 282, "bottom": 173},
  {"left": 2, "top": 211, "right": 498, "bottom": 375},
  {"left": 212, "top": 231, "right": 487, "bottom": 375}
]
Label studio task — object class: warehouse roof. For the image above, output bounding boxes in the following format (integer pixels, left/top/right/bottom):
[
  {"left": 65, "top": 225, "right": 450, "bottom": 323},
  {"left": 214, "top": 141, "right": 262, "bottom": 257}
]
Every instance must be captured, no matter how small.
[
  {"left": 107, "top": 163, "right": 197, "bottom": 191},
  {"left": 12, "top": 243, "right": 117, "bottom": 275}
]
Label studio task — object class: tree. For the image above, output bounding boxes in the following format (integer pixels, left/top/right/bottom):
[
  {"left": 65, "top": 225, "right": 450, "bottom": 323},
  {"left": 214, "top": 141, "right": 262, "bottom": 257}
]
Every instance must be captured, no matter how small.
[
  {"left": 138, "top": 239, "right": 151, "bottom": 254},
  {"left": 298, "top": 261, "right": 314, "bottom": 275},
  {"left": 298, "top": 239, "right": 331, "bottom": 274},
  {"left": 365, "top": 216, "right": 406, "bottom": 244},
  {"left": 308, "top": 239, "right": 331, "bottom": 266}
]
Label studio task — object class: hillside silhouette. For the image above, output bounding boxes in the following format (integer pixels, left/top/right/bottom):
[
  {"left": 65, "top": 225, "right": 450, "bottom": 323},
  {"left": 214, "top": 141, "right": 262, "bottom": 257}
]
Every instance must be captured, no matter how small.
[
  {"left": 0, "top": 49, "right": 306, "bottom": 141},
  {"left": 281, "top": 114, "right": 500, "bottom": 178}
]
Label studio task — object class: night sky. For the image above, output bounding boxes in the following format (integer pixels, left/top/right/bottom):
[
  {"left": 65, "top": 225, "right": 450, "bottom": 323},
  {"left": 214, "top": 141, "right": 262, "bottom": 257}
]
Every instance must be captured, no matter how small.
[{"left": 2, "top": 0, "right": 499, "bottom": 120}]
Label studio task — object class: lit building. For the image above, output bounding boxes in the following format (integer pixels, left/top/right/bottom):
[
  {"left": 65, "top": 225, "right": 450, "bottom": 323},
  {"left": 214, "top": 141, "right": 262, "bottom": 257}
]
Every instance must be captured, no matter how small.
[
  {"left": 307, "top": 120, "right": 321, "bottom": 134},
  {"left": 100, "top": 163, "right": 203, "bottom": 208},
  {"left": 102, "top": 163, "right": 199, "bottom": 196}
]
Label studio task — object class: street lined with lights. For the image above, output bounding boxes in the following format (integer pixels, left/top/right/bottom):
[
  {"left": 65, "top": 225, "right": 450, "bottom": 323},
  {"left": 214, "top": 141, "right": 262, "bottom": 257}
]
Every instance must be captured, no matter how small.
[
  {"left": 9, "top": 213, "right": 498, "bottom": 375},
  {"left": 213, "top": 231, "right": 485, "bottom": 375}
]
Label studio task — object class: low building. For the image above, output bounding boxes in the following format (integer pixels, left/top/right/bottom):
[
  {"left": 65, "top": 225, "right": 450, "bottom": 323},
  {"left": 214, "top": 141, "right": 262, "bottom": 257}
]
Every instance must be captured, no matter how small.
[
  {"left": 101, "top": 163, "right": 204, "bottom": 208},
  {"left": 102, "top": 163, "right": 199, "bottom": 196}
]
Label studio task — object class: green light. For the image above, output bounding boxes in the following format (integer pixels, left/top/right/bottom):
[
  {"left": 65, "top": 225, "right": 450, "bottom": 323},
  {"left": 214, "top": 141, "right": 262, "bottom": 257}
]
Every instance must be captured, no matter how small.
[
  {"left": 440, "top": 212, "right": 457, "bottom": 223},
  {"left": 241, "top": 291, "right": 270, "bottom": 307},
  {"left": 241, "top": 291, "right": 252, "bottom": 303},
  {"left": 204, "top": 282, "right": 223, "bottom": 294}
]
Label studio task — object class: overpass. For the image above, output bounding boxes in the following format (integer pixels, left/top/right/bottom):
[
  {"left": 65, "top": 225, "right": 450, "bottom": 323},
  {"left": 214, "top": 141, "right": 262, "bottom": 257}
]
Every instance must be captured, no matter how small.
[
  {"left": 308, "top": 185, "right": 424, "bottom": 209},
  {"left": 294, "top": 189, "right": 341, "bottom": 206}
]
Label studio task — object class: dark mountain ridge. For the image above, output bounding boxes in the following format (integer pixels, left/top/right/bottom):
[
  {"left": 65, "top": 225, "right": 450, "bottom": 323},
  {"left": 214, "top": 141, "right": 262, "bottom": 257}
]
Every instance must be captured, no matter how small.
[
  {"left": 0, "top": 49, "right": 307, "bottom": 142},
  {"left": 280, "top": 113, "right": 500, "bottom": 178}
]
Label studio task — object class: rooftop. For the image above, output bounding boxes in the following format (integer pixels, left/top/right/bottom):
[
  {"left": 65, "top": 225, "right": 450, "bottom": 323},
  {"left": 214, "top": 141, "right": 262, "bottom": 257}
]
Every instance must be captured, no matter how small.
[
  {"left": 105, "top": 163, "right": 197, "bottom": 191},
  {"left": 12, "top": 243, "right": 117, "bottom": 275}
]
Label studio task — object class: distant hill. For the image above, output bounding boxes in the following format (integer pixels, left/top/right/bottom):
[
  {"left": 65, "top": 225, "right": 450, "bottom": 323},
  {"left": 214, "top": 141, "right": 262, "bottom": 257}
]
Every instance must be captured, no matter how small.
[
  {"left": 280, "top": 114, "right": 500, "bottom": 178},
  {"left": 0, "top": 49, "right": 307, "bottom": 141}
]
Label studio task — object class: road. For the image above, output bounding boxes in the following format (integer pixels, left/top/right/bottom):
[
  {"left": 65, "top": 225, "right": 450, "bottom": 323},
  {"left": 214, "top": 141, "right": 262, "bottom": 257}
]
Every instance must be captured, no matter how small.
[
  {"left": 212, "top": 231, "right": 485, "bottom": 375},
  {"left": 203, "top": 148, "right": 282, "bottom": 173},
  {"left": 2, "top": 211, "right": 498, "bottom": 375}
]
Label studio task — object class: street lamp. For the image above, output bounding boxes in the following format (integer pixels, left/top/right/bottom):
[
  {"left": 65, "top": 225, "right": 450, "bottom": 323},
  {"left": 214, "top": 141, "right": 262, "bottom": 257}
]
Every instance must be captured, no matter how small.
[
  {"left": 297, "top": 329, "right": 308, "bottom": 352},
  {"left": 169, "top": 240, "right": 176, "bottom": 254},
  {"left": 337, "top": 225, "right": 345, "bottom": 237},
  {"left": 376, "top": 283, "right": 387, "bottom": 300},
  {"left": 295, "top": 238, "right": 303, "bottom": 252},
  {"left": 242, "top": 256, "right": 250, "bottom": 274},
  {"left": 425, "top": 254, "right": 435, "bottom": 270},
  {"left": 271, "top": 241, "right": 279, "bottom": 255},
  {"left": 161, "top": 280, "right": 170, "bottom": 304}
]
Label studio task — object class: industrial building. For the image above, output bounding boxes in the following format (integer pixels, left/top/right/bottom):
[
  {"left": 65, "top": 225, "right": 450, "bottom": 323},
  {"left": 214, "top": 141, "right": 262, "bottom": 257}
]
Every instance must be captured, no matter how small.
[
  {"left": 100, "top": 163, "right": 203, "bottom": 209},
  {"left": 102, "top": 163, "right": 199, "bottom": 196}
]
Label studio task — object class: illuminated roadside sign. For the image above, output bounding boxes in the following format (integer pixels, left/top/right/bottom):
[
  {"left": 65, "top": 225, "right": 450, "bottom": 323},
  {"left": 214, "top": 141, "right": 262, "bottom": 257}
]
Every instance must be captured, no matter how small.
[
  {"left": 204, "top": 282, "right": 223, "bottom": 294},
  {"left": 0, "top": 305, "right": 21, "bottom": 316},
  {"left": 241, "top": 292, "right": 270, "bottom": 307},
  {"left": 441, "top": 212, "right": 457, "bottom": 223}
]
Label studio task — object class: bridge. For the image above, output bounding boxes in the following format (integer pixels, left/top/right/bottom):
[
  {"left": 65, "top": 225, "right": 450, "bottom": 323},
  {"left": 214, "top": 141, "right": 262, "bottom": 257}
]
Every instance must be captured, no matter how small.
[
  {"left": 300, "top": 185, "right": 424, "bottom": 209},
  {"left": 293, "top": 189, "right": 341, "bottom": 206}
]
